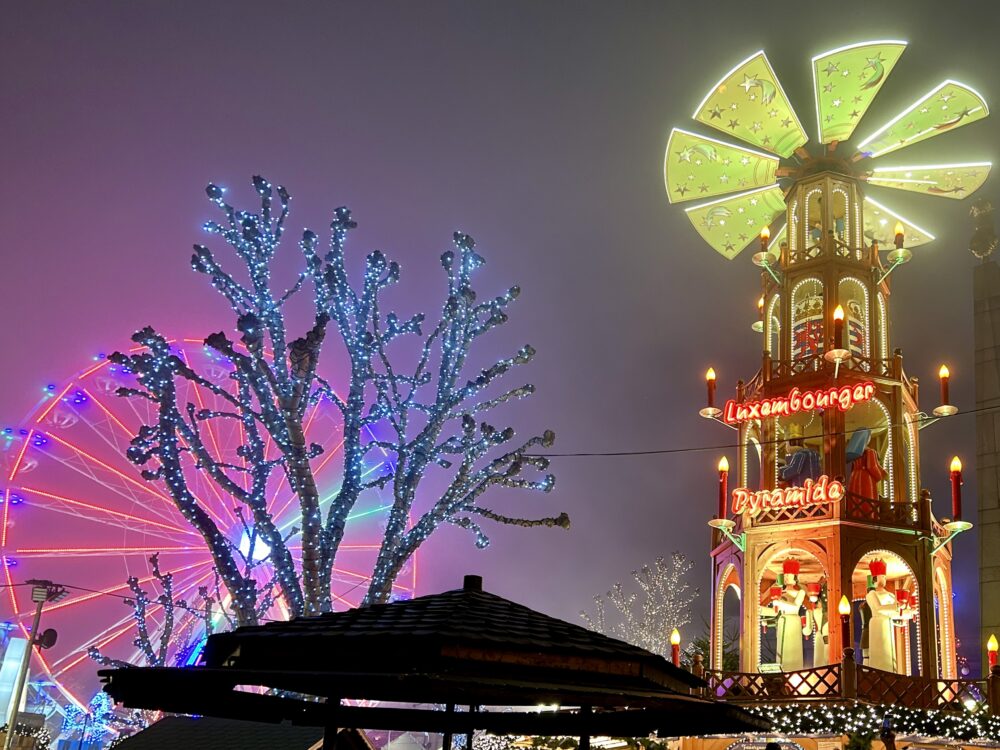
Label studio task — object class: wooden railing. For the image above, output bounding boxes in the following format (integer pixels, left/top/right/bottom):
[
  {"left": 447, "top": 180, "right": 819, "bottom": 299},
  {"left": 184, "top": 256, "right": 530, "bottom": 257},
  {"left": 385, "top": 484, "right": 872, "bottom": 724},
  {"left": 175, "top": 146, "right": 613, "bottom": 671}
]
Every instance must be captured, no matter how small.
[
  {"left": 702, "top": 662, "right": 988, "bottom": 713},
  {"left": 768, "top": 354, "right": 895, "bottom": 381},
  {"left": 753, "top": 500, "right": 834, "bottom": 527},
  {"left": 705, "top": 665, "right": 840, "bottom": 702},
  {"left": 843, "top": 492, "right": 919, "bottom": 529},
  {"left": 856, "top": 665, "right": 985, "bottom": 711}
]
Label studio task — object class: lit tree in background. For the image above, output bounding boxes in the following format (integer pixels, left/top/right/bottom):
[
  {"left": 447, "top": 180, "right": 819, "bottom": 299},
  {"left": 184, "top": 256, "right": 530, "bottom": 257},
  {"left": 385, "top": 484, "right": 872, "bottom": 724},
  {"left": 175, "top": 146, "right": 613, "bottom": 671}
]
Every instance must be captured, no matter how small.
[
  {"left": 580, "top": 553, "right": 698, "bottom": 657},
  {"left": 108, "top": 177, "right": 566, "bottom": 641}
]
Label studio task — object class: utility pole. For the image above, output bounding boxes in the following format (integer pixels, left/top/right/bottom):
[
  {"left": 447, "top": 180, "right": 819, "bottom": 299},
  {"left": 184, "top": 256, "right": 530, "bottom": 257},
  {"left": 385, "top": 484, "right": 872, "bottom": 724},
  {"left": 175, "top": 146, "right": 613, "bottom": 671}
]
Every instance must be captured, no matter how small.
[{"left": 2, "top": 581, "right": 66, "bottom": 750}]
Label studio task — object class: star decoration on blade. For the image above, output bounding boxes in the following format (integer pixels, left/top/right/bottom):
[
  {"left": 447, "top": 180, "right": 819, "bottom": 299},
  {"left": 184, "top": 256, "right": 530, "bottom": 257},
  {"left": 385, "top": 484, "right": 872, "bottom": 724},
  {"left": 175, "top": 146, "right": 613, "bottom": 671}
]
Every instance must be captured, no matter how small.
[{"left": 663, "top": 42, "right": 992, "bottom": 259}]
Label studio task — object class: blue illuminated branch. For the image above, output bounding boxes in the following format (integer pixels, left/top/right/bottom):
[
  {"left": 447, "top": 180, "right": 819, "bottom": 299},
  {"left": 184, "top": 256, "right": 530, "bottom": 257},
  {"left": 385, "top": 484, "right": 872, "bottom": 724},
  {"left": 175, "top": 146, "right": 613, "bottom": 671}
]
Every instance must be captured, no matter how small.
[{"left": 108, "top": 177, "right": 567, "bottom": 645}]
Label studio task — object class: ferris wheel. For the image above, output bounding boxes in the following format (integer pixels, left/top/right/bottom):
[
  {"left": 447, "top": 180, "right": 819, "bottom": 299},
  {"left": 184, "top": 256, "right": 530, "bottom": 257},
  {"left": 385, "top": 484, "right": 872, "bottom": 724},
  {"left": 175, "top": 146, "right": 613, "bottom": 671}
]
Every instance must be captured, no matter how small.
[{"left": 0, "top": 338, "right": 414, "bottom": 709}]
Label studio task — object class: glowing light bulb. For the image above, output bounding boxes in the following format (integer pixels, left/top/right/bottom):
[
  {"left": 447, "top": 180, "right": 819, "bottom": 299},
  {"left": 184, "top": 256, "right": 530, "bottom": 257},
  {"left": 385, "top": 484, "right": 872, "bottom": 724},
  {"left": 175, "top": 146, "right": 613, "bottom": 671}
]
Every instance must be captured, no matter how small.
[
  {"left": 670, "top": 628, "right": 681, "bottom": 646},
  {"left": 951, "top": 456, "right": 963, "bottom": 473},
  {"left": 838, "top": 595, "right": 851, "bottom": 616},
  {"left": 706, "top": 368, "right": 716, "bottom": 382},
  {"left": 833, "top": 305, "right": 845, "bottom": 322},
  {"left": 718, "top": 456, "right": 729, "bottom": 473}
]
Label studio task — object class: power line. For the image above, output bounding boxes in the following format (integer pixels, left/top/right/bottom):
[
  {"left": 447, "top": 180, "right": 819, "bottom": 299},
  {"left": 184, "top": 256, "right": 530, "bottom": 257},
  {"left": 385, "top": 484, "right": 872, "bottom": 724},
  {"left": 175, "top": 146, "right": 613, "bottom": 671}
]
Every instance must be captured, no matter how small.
[{"left": 533, "top": 400, "right": 993, "bottom": 458}]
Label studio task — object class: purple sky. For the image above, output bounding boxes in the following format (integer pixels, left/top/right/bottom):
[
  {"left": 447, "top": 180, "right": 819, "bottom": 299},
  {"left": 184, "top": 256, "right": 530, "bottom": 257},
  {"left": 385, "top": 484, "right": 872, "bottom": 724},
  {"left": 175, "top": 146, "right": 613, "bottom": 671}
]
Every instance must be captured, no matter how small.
[{"left": 2, "top": 0, "right": 999, "bottom": 668}]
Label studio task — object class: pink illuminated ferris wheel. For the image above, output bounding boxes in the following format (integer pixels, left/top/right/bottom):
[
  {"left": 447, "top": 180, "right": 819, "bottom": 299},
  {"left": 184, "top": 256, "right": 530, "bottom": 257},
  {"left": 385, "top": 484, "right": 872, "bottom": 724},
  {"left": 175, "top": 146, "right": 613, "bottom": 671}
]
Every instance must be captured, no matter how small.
[{"left": 0, "top": 338, "right": 414, "bottom": 709}]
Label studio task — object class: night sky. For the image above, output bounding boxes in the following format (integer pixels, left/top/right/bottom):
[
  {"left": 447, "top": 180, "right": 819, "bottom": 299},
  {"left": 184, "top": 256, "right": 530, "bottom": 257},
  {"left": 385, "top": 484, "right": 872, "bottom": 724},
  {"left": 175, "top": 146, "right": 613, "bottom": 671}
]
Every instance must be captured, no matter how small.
[{"left": 3, "top": 1, "right": 1000, "bottom": 665}]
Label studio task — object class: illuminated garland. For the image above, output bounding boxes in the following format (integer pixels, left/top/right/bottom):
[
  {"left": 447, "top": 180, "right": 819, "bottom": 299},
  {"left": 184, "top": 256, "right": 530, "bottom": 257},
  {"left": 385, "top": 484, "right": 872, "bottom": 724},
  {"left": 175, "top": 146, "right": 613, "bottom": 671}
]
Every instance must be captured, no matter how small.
[
  {"left": 1, "top": 723, "right": 52, "bottom": 750},
  {"left": 747, "top": 702, "right": 1000, "bottom": 741}
]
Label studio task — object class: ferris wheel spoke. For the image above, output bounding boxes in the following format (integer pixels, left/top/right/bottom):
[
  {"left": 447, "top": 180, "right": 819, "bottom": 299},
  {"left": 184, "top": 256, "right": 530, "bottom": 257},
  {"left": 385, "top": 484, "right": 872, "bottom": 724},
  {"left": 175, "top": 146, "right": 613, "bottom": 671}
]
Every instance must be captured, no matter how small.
[
  {"left": 15, "top": 485, "right": 199, "bottom": 538},
  {"left": 175, "top": 445, "right": 240, "bottom": 528},
  {"left": 6, "top": 430, "right": 35, "bottom": 483},
  {"left": 80, "top": 387, "right": 144, "bottom": 441},
  {"left": 65, "top": 390, "right": 141, "bottom": 458},
  {"left": 9, "top": 501, "right": 194, "bottom": 546},
  {"left": 270, "top": 438, "right": 346, "bottom": 525},
  {"left": 14, "top": 545, "right": 213, "bottom": 558},
  {"left": 40, "top": 432, "right": 233, "bottom": 530},
  {"left": 35, "top": 385, "right": 74, "bottom": 424},
  {"left": 38, "top": 431, "right": 178, "bottom": 510},
  {"left": 21, "top": 452, "right": 188, "bottom": 529}
]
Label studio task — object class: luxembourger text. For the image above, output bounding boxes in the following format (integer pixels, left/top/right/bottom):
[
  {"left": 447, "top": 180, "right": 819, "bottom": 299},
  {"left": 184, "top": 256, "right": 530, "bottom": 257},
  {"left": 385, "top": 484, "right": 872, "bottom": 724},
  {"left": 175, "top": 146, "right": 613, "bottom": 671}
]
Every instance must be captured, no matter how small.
[{"left": 723, "top": 382, "right": 876, "bottom": 424}]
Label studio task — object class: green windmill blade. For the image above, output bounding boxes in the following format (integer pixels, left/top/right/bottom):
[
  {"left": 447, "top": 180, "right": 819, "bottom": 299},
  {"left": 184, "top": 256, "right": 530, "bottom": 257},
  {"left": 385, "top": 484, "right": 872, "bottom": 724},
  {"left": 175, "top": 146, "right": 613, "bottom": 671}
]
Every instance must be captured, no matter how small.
[
  {"left": 692, "top": 51, "right": 808, "bottom": 158},
  {"left": 857, "top": 80, "right": 989, "bottom": 158},
  {"left": 863, "top": 196, "right": 935, "bottom": 247},
  {"left": 664, "top": 128, "right": 780, "bottom": 204},
  {"left": 684, "top": 185, "right": 787, "bottom": 259},
  {"left": 866, "top": 162, "right": 992, "bottom": 200},
  {"left": 812, "top": 40, "right": 907, "bottom": 144}
]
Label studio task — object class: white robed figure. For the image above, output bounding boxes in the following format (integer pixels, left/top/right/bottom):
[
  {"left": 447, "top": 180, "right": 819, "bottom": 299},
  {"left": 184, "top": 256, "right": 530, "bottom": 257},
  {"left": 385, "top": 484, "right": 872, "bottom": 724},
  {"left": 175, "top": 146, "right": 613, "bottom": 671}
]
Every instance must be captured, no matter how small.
[
  {"left": 865, "top": 558, "right": 898, "bottom": 672},
  {"left": 803, "top": 582, "right": 828, "bottom": 667},
  {"left": 773, "top": 559, "right": 806, "bottom": 671}
]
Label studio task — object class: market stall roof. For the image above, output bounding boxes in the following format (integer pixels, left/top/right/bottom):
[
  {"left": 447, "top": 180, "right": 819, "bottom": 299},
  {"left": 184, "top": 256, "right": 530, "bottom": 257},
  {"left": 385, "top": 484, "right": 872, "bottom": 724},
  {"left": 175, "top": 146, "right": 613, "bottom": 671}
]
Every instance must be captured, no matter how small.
[{"left": 101, "top": 575, "right": 768, "bottom": 737}]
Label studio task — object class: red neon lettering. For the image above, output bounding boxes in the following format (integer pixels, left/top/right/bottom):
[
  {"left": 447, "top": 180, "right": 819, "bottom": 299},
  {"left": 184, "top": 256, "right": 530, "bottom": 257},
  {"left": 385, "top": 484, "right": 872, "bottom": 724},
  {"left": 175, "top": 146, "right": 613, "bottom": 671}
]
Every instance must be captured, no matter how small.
[
  {"left": 721, "top": 381, "right": 876, "bottom": 425},
  {"left": 730, "top": 475, "right": 844, "bottom": 517}
]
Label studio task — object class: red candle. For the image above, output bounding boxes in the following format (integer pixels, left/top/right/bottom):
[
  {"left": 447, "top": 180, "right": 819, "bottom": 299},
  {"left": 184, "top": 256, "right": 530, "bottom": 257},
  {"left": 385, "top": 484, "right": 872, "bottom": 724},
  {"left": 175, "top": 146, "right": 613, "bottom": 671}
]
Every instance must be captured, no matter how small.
[
  {"left": 833, "top": 305, "right": 845, "bottom": 349},
  {"left": 670, "top": 628, "right": 681, "bottom": 667},
  {"left": 718, "top": 456, "right": 729, "bottom": 519},
  {"left": 939, "top": 365, "right": 951, "bottom": 406},
  {"left": 706, "top": 368, "right": 717, "bottom": 409},
  {"left": 950, "top": 456, "right": 963, "bottom": 520},
  {"left": 989, "top": 635, "right": 998, "bottom": 668}
]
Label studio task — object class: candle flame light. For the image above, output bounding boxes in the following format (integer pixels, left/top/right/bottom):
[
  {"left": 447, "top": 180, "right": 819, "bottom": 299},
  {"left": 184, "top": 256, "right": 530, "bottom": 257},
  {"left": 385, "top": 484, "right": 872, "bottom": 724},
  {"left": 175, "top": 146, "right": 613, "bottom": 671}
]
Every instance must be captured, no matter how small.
[
  {"left": 670, "top": 628, "right": 681, "bottom": 646},
  {"left": 718, "top": 456, "right": 729, "bottom": 473},
  {"left": 760, "top": 226, "right": 771, "bottom": 241},
  {"left": 894, "top": 221, "right": 905, "bottom": 249},
  {"left": 940, "top": 365, "right": 950, "bottom": 379},
  {"left": 757, "top": 295, "right": 765, "bottom": 313},
  {"left": 951, "top": 456, "right": 963, "bottom": 473},
  {"left": 832, "top": 305, "right": 846, "bottom": 351},
  {"left": 838, "top": 595, "right": 851, "bottom": 616},
  {"left": 989, "top": 634, "right": 998, "bottom": 668},
  {"left": 706, "top": 368, "right": 716, "bottom": 382}
]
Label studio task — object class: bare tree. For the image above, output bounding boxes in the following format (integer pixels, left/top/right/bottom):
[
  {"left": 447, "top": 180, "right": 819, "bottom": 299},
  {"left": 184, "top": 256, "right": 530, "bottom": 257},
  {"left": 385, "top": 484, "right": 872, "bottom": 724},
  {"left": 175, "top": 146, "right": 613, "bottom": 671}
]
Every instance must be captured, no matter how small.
[
  {"left": 580, "top": 553, "right": 697, "bottom": 657},
  {"left": 106, "top": 177, "right": 566, "bottom": 647}
]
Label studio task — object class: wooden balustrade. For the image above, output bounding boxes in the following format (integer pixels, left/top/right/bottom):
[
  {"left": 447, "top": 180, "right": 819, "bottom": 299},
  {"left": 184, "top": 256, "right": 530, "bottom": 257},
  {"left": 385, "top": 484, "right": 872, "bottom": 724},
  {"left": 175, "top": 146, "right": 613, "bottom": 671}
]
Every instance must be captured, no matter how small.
[{"left": 701, "top": 662, "right": 987, "bottom": 712}]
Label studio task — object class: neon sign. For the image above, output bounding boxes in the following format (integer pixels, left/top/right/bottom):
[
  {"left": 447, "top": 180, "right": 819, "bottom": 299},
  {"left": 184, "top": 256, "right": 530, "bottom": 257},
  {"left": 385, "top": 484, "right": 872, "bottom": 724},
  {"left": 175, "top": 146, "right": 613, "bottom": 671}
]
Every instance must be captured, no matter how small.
[
  {"left": 731, "top": 475, "right": 844, "bottom": 517},
  {"left": 723, "top": 381, "right": 875, "bottom": 424}
]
